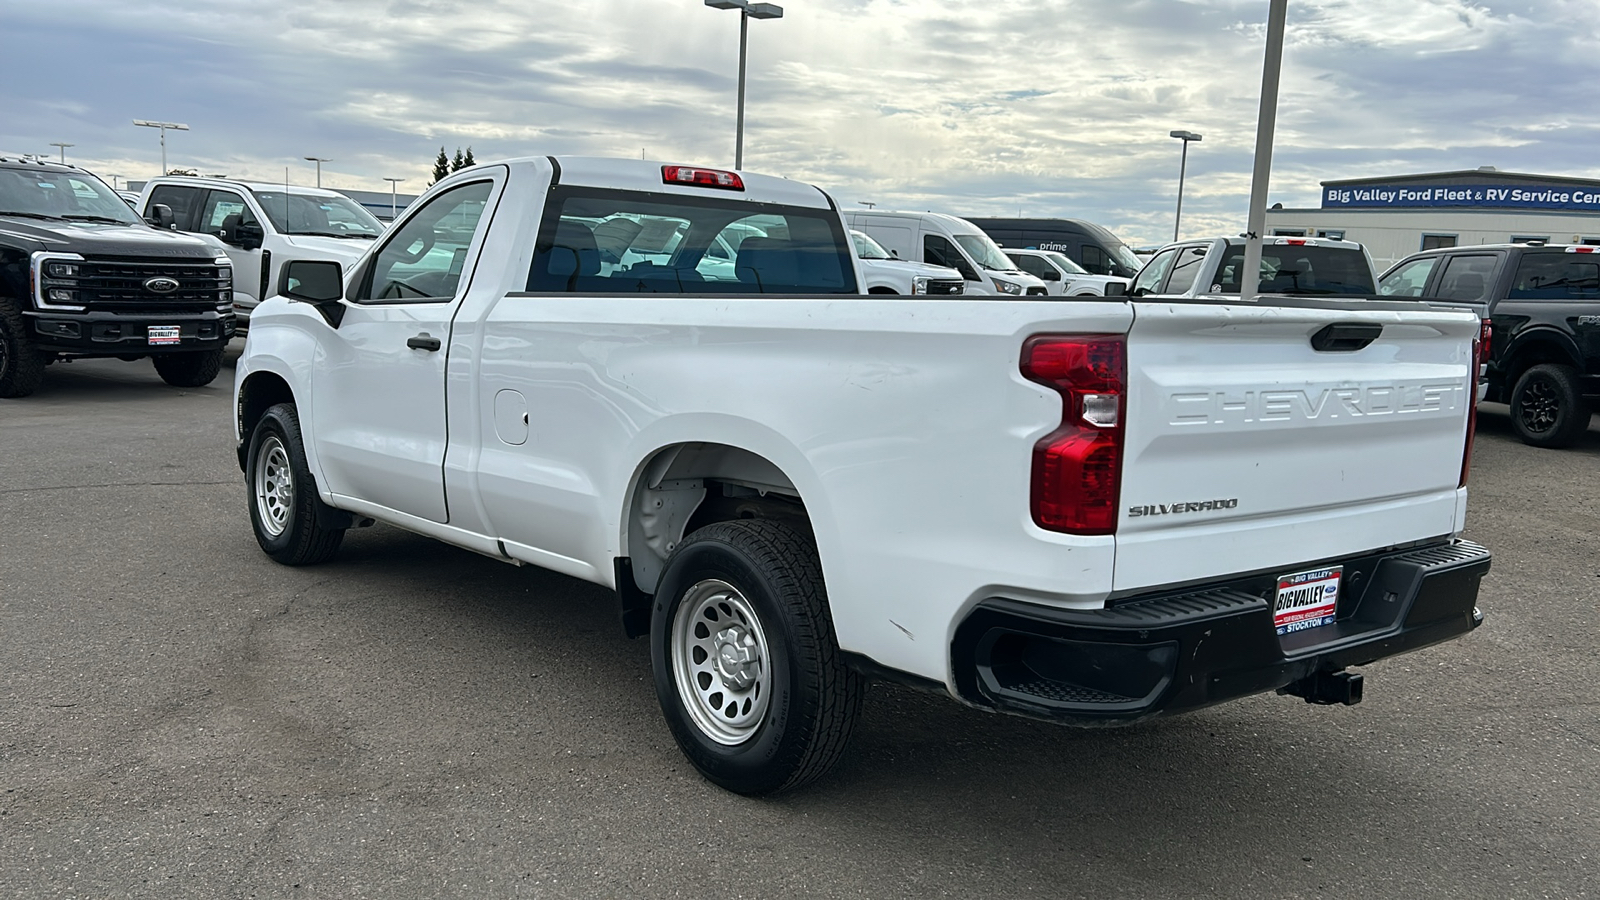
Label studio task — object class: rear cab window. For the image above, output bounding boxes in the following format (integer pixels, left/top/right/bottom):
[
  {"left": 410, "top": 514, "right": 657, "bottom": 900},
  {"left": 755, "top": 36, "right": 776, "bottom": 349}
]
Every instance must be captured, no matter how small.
[
  {"left": 526, "top": 187, "right": 855, "bottom": 294},
  {"left": 1214, "top": 245, "right": 1375, "bottom": 295}
]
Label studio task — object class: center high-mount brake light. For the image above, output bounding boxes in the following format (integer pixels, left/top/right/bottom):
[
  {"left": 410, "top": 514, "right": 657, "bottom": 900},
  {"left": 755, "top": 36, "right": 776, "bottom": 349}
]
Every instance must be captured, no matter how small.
[
  {"left": 1021, "top": 335, "right": 1126, "bottom": 535},
  {"left": 661, "top": 165, "right": 744, "bottom": 191}
]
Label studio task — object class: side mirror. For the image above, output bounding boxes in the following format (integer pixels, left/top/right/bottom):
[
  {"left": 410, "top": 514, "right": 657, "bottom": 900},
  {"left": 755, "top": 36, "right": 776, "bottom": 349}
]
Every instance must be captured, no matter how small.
[
  {"left": 890, "top": 248, "right": 900, "bottom": 259},
  {"left": 235, "top": 222, "right": 265, "bottom": 251},
  {"left": 144, "top": 203, "right": 175, "bottom": 230},
  {"left": 1103, "top": 281, "right": 1127, "bottom": 297},
  {"left": 280, "top": 259, "right": 346, "bottom": 327}
]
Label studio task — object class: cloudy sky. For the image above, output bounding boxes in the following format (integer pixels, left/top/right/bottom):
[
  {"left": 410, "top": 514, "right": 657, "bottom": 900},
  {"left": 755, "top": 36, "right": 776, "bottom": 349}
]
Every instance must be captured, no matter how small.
[{"left": 3, "top": 0, "right": 1595, "bottom": 246}]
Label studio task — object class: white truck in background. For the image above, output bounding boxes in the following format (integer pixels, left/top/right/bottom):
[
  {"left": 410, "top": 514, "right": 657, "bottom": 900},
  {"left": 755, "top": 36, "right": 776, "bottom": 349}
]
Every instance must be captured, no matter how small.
[
  {"left": 847, "top": 209, "right": 1050, "bottom": 296},
  {"left": 1002, "top": 247, "right": 1130, "bottom": 297},
  {"left": 1130, "top": 235, "right": 1380, "bottom": 299},
  {"left": 137, "top": 176, "right": 383, "bottom": 330},
  {"left": 851, "top": 229, "right": 965, "bottom": 295},
  {"left": 235, "top": 156, "right": 1491, "bottom": 795}
]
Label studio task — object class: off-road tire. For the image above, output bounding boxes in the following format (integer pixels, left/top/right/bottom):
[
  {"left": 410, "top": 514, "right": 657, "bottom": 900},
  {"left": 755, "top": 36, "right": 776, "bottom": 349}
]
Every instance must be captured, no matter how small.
[
  {"left": 1510, "top": 363, "right": 1591, "bottom": 449},
  {"left": 0, "top": 296, "right": 47, "bottom": 398},
  {"left": 246, "top": 403, "right": 345, "bottom": 565},
  {"left": 152, "top": 348, "right": 224, "bottom": 388},
  {"left": 650, "top": 519, "right": 863, "bottom": 796}
]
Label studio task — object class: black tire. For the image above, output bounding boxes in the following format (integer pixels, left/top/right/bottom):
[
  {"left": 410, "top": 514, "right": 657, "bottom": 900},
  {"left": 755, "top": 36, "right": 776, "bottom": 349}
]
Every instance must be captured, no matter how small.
[
  {"left": 152, "top": 348, "right": 225, "bottom": 387},
  {"left": 246, "top": 403, "right": 345, "bottom": 565},
  {"left": 0, "top": 296, "right": 47, "bottom": 398},
  {"left": 650, "top": 519, "right": 862, "bottom": 795},
  {"left": 1509, "top": 363, "right": 1591, "bottom": 449}
]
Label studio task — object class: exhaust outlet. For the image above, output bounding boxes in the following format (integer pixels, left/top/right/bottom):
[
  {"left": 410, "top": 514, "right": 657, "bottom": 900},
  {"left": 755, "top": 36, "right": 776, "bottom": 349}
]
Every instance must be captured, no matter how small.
[{"left": 1280, "top": 669, "right": 1364, "bottom": 706}]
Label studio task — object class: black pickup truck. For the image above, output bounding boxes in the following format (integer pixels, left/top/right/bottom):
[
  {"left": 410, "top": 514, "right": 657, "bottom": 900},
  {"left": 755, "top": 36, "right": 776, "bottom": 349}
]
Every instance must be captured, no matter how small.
[
  {"left": 0, "top": 158, "right": 235, "bottom": 398},
  {"left": 1379, "top": 241, "right": 1600, "bottom": 448}
]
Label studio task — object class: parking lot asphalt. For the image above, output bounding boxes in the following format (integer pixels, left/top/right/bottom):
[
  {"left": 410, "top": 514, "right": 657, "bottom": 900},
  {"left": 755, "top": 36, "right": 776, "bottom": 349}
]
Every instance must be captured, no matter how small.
[{"left": 2, "top": 347, "right": 1597, "bottom": 900}]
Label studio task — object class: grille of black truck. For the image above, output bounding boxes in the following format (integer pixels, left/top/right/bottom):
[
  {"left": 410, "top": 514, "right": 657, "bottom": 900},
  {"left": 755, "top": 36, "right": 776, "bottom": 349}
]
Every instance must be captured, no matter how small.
[{"left": 77, "top": 258, "right": 231, "bottom": 308}]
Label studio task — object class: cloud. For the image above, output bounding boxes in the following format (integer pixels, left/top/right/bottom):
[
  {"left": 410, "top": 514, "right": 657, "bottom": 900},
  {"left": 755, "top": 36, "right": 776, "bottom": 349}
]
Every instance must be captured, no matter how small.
[{"left": 1, "top": 0, "right": 1595, "bottom": 245}]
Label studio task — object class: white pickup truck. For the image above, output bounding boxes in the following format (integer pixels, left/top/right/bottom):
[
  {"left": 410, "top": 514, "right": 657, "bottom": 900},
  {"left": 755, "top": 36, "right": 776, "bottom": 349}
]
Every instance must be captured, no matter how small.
[
  {"left": 1131, "top": 235, "right": 1380, "bottom": 298},
  {"left": 235, "top": 157, "right": 1491, "bottom": 795}
]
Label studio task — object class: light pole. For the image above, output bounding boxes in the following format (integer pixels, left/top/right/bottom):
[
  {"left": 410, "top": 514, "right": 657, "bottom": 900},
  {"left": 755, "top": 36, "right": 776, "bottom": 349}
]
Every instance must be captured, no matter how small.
[
  {"left": 1241, "top": 0, "right": 1288, "bottom": 301},
  {"left": 704, "top": 0, "right": 784, "bottom": 170},
  {"left": 132, "top": 120, "right": 189, "bottom": 175},
  {"left": 49, "top": 142, "right": 74, "bottom": 164},
  {"left": 1169, "top": 130, "right": 1202, "bottom": 242},
  {"left": 304, "top": 156, "right": 331, "bottom": 188},
  {"left": 383, "top": 177, "right": 405, "bottom": 221}
]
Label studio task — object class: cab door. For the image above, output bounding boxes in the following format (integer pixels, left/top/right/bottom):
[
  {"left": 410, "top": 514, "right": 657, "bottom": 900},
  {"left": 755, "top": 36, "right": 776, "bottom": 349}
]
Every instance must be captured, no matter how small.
[
  {"left": 196, "top": 189, "right": 263, "bottom": 308},
  {"left": 311, "top": 174, "right": 501, "bottom": 523}
]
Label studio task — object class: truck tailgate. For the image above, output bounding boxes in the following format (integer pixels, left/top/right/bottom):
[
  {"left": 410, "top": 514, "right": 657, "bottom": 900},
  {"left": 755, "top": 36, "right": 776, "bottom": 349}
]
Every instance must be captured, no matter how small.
[{"left": 1114, "top": 301, "right": 1479, "bottom": 593}]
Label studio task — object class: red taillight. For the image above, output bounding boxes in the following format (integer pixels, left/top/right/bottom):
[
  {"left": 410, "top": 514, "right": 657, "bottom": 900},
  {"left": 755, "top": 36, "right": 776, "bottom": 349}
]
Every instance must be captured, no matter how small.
[
  {"left": 1460, "top": 319, "right": 1490, "bottom": 487},
  {"left": 1021, "top": 335, "right": 1126, "bottom": 535},
  {"left": 661, "top": 165, "right": 744, "bottom": 191}
]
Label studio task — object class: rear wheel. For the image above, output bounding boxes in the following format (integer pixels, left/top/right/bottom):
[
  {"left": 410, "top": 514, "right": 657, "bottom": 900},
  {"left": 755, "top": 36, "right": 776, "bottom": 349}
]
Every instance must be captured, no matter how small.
[
  {"left": 1510, "top": 363, "right": 1591, "bottom": 448},
  {"left": 153, "top": 348, "right": 224, "bottom": 387},
  {"left": 246, "top": 403, "right": 345, "bottom": 565},
  {"left": 650, "top": 519, "right": 862, "bottom": 795},
  {"left": 0, "top": 297, "right": 47, "bottom": 398}
]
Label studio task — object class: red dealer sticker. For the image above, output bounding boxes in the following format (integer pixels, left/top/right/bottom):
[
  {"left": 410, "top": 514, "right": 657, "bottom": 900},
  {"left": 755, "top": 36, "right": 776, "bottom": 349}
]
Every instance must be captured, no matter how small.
[{"left": 1273, "top": 566, "right": 1342, "bottom": 635}]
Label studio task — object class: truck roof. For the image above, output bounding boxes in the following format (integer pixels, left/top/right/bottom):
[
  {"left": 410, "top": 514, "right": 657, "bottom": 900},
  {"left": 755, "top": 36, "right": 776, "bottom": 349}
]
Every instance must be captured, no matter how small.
[
  {"left": 545, "top": 157, "right": 835, "bottom": 210},
  {"left": 142, "top": 175, "right": 348, "bottom": 198}
]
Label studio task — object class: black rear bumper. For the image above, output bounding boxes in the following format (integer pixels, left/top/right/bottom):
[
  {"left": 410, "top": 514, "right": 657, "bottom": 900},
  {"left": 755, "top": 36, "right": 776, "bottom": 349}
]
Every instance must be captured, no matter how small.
[
  {"left": 952, "top": 540, "right": 1490, "bottom": 725},
  {"left": 25, "top": 308, "right": 235, "bottom": 355}
]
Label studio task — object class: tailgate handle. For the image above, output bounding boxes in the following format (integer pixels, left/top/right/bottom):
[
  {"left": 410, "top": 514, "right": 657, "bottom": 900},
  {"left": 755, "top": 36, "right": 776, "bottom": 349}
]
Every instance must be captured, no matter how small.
[{"left": 1311, "top": 322, "right": 1382, "bottom": 352}]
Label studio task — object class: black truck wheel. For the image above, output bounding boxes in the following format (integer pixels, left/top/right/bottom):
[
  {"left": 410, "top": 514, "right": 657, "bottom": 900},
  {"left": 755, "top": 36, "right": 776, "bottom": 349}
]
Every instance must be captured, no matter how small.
[
  {"left": 246, "top": 403, "right": 345, "bottom": 565},
  {"left": 650, "top": 519, "right": 862, "bottom": 795},
  {"left": 1510, "top": 363, "right": 1591, "bottom": 448},
  {"left": 152, "top": 348, "right": 224, "bottom": 387},
  {"left": 0, "top": 297, "right": 47, "bottom": 398}
]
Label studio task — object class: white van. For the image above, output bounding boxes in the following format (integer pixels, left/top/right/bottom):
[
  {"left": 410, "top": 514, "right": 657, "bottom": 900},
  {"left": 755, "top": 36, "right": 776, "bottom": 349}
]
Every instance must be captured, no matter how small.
[
  {"left": 137, "top": 176, "right": 384, "bottom": 331},
  {"left": 846, "top": 210, "right": 1049, "bottom": 297}
]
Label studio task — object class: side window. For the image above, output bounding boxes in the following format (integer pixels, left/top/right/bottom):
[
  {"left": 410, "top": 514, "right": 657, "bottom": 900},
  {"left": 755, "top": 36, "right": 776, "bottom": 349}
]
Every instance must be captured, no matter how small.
[
  {"left": 147, "top": 185, "right": 203, "bottom": 230},
  {"left": 1131, "top": 249, "right": 1178, "bottom": 296},
  {"left": 1081, "top": 245, "right": 1111, "bottom": 275},
  {"left": 1378, "top": 257, "right": 1438, "bottom": 297},
  {"left": 925, "top": 235, "right": 976, "bottom": 279},
  {"left": 1009, "top": 253, "right": 1046, "bottom": 279},
  {"left": 1434, "top": 255, "right": 1498, "bottom": 302},
  {"left": 1508, "top": 252, "right": 1600, "bottom": 300},
  {"left": 198, "top": 190, "right": 257, "bottom": 237},
  {"left": 1163, "top": 246, "right": 1208, "bottom": 294},
  {"left": 355, "top": 180, "right": 493, "bottom": 302}
]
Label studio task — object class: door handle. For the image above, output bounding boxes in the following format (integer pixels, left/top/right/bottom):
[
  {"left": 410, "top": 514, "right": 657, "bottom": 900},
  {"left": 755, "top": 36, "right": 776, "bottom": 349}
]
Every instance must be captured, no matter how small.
[{"left": 407, "top": 333, "right": 442, "bottom": 352}]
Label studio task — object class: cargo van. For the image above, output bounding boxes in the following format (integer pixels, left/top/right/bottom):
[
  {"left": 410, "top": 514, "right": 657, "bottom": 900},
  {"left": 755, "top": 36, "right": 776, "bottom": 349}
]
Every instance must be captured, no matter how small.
[
  {"left": 966, "top": 217, "right": 1144, "bottom": 279},
  {"left": 846, "top": 210, "right": 1049, "bottom": 296}
]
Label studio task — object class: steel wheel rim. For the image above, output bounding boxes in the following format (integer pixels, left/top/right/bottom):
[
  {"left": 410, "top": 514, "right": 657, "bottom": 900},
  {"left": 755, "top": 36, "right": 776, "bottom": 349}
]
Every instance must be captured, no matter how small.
[
  {"left": 253, "top": 435, "right": 293, "bottom": 537},
  {"left": 1520, "top": 378, "right": 1559, "bottom": 433},
  {"left": 671, "top": 578, "right": 773, "bottom": 746}
]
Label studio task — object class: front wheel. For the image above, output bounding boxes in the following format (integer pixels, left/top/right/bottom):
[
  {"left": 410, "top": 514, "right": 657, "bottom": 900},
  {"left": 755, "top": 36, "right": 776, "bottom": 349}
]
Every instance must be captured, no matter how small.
[
  {"left": 0, "top": 296, "right": 47, "bottom": 398},
  {"left": 152, "top": 348, "right": 224, "bottom": 387},
  {"left": 1510, "top": 363, "right": 1591, "bottom": 448},
  {"left": 650, "top": 519, "right": 862, "bottom": 795},
  {"left": 246, "top": 403, "right": 345, "bottom": 565}
]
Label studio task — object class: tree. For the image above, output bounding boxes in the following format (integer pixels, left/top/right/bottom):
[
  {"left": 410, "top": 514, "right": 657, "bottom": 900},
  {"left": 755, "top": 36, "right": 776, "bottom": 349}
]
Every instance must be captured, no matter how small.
[
  {"left": 451, "top": 147, "right": 466, "bottom": 172},
  {"left": 462, "top": 146, "right": 475, "bottom": 168},
  {"left": 431, "top": 147, "right": 450, "bottom": 185}
]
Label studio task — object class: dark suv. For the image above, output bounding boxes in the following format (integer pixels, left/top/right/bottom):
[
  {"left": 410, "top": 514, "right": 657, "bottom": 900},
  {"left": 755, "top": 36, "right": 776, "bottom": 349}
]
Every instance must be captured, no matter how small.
[
  {"left": 0, "top": 158, "right": 235, "bottom": 397},
  {"left": 1379, "top": 242, "right": 1600, "bottom": 448}
]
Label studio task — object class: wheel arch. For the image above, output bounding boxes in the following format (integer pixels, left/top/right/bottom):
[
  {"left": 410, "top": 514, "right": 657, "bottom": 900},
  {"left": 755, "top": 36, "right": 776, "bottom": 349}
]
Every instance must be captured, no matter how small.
[
  {"left": 619, "top": 440, "right": 813, "bottom": 598},
  {"left": 236, "top": 369, "right": 296, "bottom": 471},
  {"left": 1500, "top": 328, "right": 1583, "bottom": 385}
]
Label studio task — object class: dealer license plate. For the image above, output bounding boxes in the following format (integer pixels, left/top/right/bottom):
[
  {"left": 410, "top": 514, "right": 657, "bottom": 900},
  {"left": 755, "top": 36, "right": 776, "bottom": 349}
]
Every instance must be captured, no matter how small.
[
  {"left": 147, "top": 325, "right": 181, "bottom": 346},
  {"left": 1273, "top": 566, "right": 1342, "bottom": 635}
]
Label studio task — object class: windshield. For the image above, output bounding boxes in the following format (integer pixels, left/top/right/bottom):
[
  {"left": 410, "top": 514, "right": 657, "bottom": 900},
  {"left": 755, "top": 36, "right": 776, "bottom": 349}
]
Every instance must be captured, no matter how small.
[
  {"left": 250, "top": 190, "right": 382, "bottom": 238},
  {"left": 1108, "top": 241, "right": 1143, "bottom": 275},
  {"left": 0, "top": 168, "right": 143, "bottom": 224},
  {"left": 851, "top": 230, "right": 892, "bottom": 260},
  {"left": 953, "top": 233, "right": 1015, "bottom": 271},
  {"left": 1041, "top": 250, "right": 1087, "bottom": 275}
]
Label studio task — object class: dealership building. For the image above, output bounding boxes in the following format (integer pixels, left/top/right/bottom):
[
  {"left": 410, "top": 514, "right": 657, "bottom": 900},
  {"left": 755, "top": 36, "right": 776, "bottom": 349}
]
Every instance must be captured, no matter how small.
[{"left": 1264, "top": 167, "right": 1600, "bottom": 268}]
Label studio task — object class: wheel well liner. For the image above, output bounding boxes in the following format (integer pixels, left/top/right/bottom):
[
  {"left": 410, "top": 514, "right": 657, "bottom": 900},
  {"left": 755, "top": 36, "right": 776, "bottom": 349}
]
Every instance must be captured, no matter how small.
[{"left": 236, "top": 372, "right": 295, "bottom": 471}]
